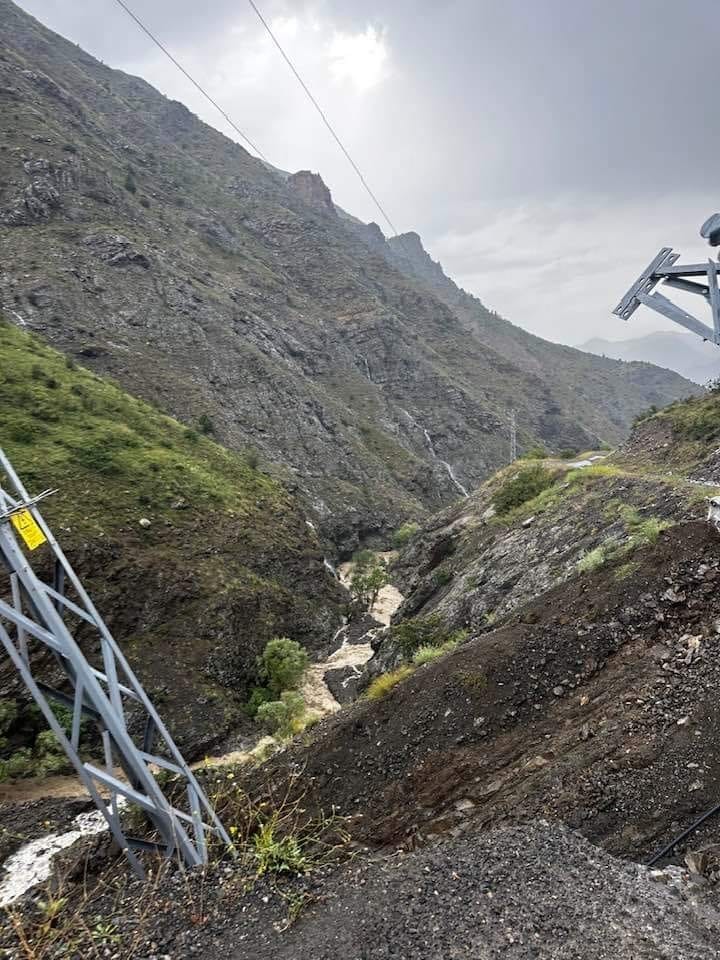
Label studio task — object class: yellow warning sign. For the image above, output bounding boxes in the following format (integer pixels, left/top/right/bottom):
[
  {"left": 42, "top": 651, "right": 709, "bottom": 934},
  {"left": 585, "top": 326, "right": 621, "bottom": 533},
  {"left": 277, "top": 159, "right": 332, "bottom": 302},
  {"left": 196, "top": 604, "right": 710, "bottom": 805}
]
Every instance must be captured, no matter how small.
[{"left": 10, "top": 509, "right": 47, "bottom": 550}]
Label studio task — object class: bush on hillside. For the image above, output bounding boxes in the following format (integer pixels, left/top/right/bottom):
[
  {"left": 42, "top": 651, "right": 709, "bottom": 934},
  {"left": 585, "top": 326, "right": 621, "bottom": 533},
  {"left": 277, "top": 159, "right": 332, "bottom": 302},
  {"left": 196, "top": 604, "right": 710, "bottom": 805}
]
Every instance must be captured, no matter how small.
[
  {"left": 491, "top": 465, "right": 555, "bottom": 515},
  {"left": 256, "top": 691, "right": 305, "bottom": 738},
  {"left": 389, "top": 614, "right": 468, "bottom": 659},
  {"left": 520, "top": 444, "right": 548, "bottom": 460},
  {"left": 258, "top": 637, "right": 309, "bottom": 698},
  {"left": 392, "top": 521, "right": 420, "bottom": 549},
  {"left": 632, "top": 404, "right": 658, "bottom": 427}
]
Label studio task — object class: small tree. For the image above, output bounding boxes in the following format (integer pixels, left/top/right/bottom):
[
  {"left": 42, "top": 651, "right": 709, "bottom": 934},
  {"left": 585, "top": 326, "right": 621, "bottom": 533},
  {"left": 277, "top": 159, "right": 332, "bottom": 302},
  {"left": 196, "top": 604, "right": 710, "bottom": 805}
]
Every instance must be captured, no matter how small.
[
  {"left": 258, "top": 637, "right": 309, "bottom": 697},
  {"left": 350, "top": 558, "right": 388, "bottom": 610}
]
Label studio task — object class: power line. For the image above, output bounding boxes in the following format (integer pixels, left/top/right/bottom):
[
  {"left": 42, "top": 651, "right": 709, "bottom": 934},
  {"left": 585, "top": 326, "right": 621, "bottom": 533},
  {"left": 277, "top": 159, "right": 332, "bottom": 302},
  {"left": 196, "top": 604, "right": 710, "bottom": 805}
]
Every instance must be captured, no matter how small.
[
  {"left": 111, "top": 0, "right": 270, "bottom": 163},
  {"left": 247, "top": 0, "right": 399, "bottom": 237}
]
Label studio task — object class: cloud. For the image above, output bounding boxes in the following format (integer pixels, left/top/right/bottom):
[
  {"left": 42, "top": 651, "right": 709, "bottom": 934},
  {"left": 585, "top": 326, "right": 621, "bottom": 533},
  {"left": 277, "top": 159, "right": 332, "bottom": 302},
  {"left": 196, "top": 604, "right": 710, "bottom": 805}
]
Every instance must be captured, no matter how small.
[
  {"left": 13, "top": 0, "right": 720, "bottom": 347},
  {"left": 327, "top": 25, "right": 389, "bottom": 92},
  {"left": 434, "top": 193, "right": 719, "bottom": 344}
]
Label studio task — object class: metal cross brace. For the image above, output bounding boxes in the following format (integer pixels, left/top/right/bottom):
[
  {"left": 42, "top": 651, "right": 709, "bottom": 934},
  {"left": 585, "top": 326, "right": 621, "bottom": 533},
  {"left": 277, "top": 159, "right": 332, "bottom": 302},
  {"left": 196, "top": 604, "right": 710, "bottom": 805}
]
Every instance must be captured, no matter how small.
[
  {"left": 612, "top": 246, "right": 720, "bottom": 345},
  {"left": 0, "top": 448, "right": 231, "bottom": 877}
]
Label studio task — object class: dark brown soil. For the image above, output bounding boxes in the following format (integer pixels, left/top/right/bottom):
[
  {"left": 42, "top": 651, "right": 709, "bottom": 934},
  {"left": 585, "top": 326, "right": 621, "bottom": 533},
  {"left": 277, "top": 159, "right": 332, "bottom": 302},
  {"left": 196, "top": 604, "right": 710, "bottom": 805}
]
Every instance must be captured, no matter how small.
[{"left": 255, "top": 521, "right": 720, "bottom": 865}]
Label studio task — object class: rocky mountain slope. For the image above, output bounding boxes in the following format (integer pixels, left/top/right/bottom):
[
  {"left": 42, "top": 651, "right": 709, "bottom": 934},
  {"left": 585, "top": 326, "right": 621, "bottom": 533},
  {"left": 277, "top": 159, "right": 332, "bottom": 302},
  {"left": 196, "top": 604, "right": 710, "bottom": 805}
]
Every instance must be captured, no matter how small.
[
  {"left": 5, "top": 390, "right": 720, "bottom": 957},
  {"left": 0, "top": 0, "right": 699, "bottom": 549},
  {"left": 0, "top": 317, "right": 344, "bottom": 761}
]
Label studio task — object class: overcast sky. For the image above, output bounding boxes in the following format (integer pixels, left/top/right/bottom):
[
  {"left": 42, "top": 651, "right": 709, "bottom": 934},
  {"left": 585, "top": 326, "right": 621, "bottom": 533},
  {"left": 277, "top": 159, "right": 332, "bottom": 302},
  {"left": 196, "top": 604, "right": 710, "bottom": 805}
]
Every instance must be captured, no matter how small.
[{"left": 15, "top": 0, "right": 720, "bottom": 346}]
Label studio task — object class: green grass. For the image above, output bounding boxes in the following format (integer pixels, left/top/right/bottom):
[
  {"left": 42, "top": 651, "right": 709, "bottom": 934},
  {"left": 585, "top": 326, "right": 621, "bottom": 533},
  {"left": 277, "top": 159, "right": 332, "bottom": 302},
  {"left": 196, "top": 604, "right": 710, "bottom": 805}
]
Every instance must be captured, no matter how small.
[
  {"left": 661, "top": 394, "right": 720, "bottom": 443},
  {"left": 577, "top": 545, "right": 609, "bottom": 574},
  {"left": 0, "top": 320, "right": 286, "bottom": 537},
  {"left": 365, "top": 666, "right": 415, "bottom": 700},
  {"left": 412, "top": 635, "right": 463, "bottom": 666}
]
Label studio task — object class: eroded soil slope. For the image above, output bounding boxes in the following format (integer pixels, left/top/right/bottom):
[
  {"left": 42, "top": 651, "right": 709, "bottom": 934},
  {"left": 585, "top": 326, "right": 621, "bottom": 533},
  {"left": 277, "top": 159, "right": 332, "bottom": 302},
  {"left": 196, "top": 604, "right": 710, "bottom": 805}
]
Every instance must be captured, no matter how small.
[{"left": 261, "top": 521, "right": 720, "bottom": 866}]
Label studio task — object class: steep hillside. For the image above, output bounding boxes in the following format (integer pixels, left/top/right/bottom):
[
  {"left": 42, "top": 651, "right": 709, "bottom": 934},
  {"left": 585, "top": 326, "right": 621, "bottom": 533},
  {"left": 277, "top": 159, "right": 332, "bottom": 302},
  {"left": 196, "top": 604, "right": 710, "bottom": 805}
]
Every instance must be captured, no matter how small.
[
  {"left": 3, "top": 375, "right": 720, "bottom": 960},
  {"left": 0, "top": 318, "right": 344, "bottom": 759},
  {"left": 376, "top": 229, "right": 702, "bottom": 444},
  {"left": 580, "top": 331, "right": 720, "bottom": 386},
  {"left": 0, "top": 0, "right": 699, "bottom": 550}
]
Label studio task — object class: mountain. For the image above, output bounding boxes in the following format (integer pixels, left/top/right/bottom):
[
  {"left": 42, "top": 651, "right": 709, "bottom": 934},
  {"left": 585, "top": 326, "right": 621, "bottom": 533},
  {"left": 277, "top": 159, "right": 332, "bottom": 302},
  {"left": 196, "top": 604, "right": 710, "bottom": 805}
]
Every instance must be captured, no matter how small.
[
  {"left": 579, "top": 331, "right": 720, "bottom": 386},
  {"left": 6, "top": 385, "right": 720, "bottom": 956},
  {"left": 0, "top": 318, "right": 344, "bottom": 759},
  {"left": 0, "top": 0, "right": 700, "bottom": 553}
]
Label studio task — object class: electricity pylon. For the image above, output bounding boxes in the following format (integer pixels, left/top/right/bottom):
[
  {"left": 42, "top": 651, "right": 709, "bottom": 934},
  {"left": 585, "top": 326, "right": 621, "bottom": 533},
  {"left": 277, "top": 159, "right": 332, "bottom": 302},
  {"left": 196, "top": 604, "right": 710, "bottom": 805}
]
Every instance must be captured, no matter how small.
[
  {"left": 509, "top": 409, "right": 517, "bottom": 462},
  {"left": 613, "top": 246, "right": 720, "bottom": 346},
  {"left": 0, "top": 448, "right": 231, "bottom": 876}
]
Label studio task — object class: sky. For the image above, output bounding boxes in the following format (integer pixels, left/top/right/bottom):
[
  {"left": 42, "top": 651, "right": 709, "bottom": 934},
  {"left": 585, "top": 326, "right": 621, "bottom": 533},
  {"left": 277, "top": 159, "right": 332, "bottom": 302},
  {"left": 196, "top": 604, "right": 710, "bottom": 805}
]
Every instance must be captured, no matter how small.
[{"left": 14, "top": 0, "right": 720, "bottom": 346}]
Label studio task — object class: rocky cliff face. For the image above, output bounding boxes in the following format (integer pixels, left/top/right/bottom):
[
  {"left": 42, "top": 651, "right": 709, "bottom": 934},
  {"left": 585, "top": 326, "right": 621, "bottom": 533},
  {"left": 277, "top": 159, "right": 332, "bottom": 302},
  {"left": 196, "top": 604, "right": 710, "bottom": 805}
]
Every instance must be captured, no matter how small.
[
  {"left": 287, "top": 170, "right": 336, "bottom": 216},
  {"left": 0, "top": 0, "right": 699, "bottom": 552}
]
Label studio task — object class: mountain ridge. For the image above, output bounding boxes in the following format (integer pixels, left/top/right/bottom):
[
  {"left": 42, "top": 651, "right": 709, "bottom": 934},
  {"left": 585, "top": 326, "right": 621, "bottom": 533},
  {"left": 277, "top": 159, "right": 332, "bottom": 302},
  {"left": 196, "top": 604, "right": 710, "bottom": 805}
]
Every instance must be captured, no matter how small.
[{"left": 0, "top": 0, "right": 700, "bottom": 551}]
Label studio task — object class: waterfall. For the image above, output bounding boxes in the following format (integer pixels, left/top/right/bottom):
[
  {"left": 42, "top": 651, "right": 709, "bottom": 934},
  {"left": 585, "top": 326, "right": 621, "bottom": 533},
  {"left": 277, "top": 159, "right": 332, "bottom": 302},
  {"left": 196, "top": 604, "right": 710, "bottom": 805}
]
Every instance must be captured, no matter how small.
[
  {"left": 358, "top": 354, "right": 372, "bottom": 383},
  {"left": 422, "top": 428, "right": 469, "bottom": 499},
  {"left": 323, "top": 556, "right": 339, "bottom": 578}
]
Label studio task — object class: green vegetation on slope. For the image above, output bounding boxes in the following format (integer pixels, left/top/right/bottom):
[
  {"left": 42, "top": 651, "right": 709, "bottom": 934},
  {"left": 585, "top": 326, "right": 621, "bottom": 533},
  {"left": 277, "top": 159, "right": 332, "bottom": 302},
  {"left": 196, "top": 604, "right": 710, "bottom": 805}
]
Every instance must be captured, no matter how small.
[
  {"left": 0, "top": 317, "right": 342, "bottom": 761},
  {"left": 0, "top": 318, "right": 287, "bottom": 538}
]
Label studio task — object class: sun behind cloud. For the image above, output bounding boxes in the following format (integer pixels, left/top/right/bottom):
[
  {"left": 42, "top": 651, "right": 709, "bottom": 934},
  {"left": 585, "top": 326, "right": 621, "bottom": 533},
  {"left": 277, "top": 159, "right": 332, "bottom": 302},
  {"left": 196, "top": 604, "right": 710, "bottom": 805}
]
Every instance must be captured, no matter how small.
[{"left": 327, "top": 25, "right": 389, "bottom": 93}]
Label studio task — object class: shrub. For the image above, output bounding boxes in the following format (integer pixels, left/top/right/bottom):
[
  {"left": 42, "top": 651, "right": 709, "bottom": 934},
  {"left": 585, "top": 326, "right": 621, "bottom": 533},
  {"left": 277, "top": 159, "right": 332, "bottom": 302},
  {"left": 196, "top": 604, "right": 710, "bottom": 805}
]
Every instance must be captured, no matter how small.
[
  {"left": 62, "top": 142, "right": 77, "bottom": 153},
  {"left": 633, "top": 404, "right": 658, "bottom": 427},
  {"left": 559, "top": 448, "right": 579, "bottom": 459},
  {"left": 389, "top": 615, "right": 467, "bottom": 659},
  {"left": 393, "top": 521, "right": 420, "bottom": 549},
  {"left": 258, "top": 637, "right": 309, "bottom": 697},
  {"left": 245, "top": 685, "right": 272, "bottom": 718},
  {"left": 245, "top": 446, "right": 260, "bottom": 470},
  {"left": 365, "top": 665, "right": 414, "bottom": 700},
  {"left": 492, "top": 465, "right": 555, "bottom": 515},
  {"left": 124, "top": 169, "right": 137, "bottom": 194},
  {"left": 256, "top": 691, "right": 305, "bottom": 738},
  {"left": 139, "top": 196, "right": 151, "bottom": 208},
  {"left": 520, "top": 444, "right": 548, "bottom": 460},
  {"left": 198, "top": 412, "right": 214, "bottom": 435}
]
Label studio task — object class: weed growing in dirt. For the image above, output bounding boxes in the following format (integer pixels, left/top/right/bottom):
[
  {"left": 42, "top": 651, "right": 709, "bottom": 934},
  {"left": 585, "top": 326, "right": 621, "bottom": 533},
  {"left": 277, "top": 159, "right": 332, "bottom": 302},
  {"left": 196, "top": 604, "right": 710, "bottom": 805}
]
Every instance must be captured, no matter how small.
[
  {"left": 365, "top": 665, "right": 415, "bottom": 700},
  {"left": 577, "top": 545, "right": 609, "bottom": 574},
  {"left": 412, "top": 635, "right": 462, "bottom": 666},
  {"left": 614, "top": 560, "right": 639, "bottom": 581},
  {"left": 456, "top": 670, "right": 487, "bottom": 691}
]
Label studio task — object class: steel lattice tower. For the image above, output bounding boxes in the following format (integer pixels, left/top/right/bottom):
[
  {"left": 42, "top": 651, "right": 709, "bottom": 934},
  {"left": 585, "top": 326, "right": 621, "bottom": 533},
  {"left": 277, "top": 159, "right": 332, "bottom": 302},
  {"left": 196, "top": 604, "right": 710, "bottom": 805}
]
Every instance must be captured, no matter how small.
[{"left": 0, "top": 448, "right": 231, "bottom": 876}]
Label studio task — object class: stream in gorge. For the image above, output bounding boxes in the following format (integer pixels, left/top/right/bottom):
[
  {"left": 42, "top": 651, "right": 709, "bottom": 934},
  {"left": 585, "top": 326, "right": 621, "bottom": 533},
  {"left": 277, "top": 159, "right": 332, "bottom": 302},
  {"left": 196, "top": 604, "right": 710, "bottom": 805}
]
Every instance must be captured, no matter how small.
[{"left": 0, "top": 554, "right": 404, "bottom": 906}]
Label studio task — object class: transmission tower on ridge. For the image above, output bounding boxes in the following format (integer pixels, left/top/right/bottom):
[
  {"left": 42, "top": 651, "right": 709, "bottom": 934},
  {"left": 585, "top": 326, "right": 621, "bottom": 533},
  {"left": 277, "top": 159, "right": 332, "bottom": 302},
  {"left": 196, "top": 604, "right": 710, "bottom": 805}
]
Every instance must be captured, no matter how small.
[
  {"left": 509, "top": 409, "right": 517, "bottom": 462},
  {"left": 0, "top": 448, "right": 231, "bottom": 876}
]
